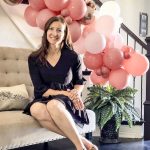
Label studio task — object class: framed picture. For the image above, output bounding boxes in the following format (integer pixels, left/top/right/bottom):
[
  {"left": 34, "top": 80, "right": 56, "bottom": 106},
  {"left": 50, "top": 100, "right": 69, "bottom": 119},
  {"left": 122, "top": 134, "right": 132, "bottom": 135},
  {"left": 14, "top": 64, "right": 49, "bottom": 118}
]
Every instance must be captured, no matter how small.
[{"left": 139, "top": 12, "right": 148, "bottom": 37}]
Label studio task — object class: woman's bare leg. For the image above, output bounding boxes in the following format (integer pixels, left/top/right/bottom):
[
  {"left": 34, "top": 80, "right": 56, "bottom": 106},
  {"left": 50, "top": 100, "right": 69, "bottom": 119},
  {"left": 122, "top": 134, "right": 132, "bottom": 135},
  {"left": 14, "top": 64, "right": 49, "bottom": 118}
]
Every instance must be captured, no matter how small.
[
  {"left": 46, "top": 99, "right": 86, "bottom": 150},
  {"left": 30, "top": 102, "right": 97, "bottom": 150}
]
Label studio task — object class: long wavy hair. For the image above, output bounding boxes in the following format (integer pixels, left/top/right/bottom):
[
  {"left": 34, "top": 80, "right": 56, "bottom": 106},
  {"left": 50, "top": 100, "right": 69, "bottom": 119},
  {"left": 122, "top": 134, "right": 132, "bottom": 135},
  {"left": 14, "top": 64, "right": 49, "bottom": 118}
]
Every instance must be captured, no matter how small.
[{"left": 31, "top": 16, "right": 73, "bottom": 64}]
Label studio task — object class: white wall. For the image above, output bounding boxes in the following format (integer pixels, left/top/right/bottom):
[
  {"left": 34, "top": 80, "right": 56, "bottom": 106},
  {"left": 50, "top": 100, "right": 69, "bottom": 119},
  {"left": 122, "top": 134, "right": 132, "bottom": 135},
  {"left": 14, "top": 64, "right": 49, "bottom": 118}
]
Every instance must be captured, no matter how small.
[{"left": 0, "top": 6, "right": 32, "bottom": 48}]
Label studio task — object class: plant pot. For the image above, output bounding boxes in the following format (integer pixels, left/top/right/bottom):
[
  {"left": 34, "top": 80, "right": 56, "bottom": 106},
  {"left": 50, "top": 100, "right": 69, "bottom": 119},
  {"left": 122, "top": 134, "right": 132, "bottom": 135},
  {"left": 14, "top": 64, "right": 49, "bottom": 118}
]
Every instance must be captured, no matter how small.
[{"left": 100, "top": 116, "right": 120, "bottom": 144}]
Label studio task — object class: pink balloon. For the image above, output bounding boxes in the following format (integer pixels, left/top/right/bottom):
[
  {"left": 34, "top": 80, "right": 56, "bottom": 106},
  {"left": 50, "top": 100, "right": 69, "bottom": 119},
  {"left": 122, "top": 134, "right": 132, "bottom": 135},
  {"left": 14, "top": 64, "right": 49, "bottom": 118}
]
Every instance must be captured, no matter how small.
[
  {"left": 113, "top": 33, "right": 124, "bottom": 49},
  {"left": 69, "top": 21, "right": 82, "bottom": 42},
  {"left": 109, "top": 68, "right": 130, "bottom": 90},
  {"left": 121, "top": 45, "right": 135, "bottom": 59},
  {"left": 44, "top": 0, "right": 69, "bottom": 11},
  {"left": 123, "top": 52, "right": 149, "bottom": 76},
  {"left": 61, "top": 9, "right": 70, "bottom": 17},
  {"left": 83, "top": 52, "right": 103, "bottom": 70},
  {"left": 105, "top": 35, "right": 115, "bottom": 49},
  {"left": 90, "top": 71, "right": 108, "bottom": 85},
  {"left": 24, "top": 6, "right": 38, "bottom": 27},
  {"left": 65, "top": 16, "right": 73, "bottom": 25},
  {"left": 95, "top": 15, "right": 116, "bottom": 37},
  {"left": 29, "top": 0, "right": 46, "bottom": 11},
  {"left": 36, "top": 9, "right": 56, "bottom": 30},
  {"left": 67, "top": 0, "right": 87, "bottom": 20},
  {"left": 82, "top": 22, "right": 96, "bottom": 38},
  {"left": 73, "top": 36, "right": 86, "bottom": 54},
  {"left": 101, "top": 66, "right": 111, "bottom": 78},
  {"left": 84, "top": 32, "right": 106, "bottom": 54},
  {"left": 103, "top": 48, "right": 124, "bottom": 70}
]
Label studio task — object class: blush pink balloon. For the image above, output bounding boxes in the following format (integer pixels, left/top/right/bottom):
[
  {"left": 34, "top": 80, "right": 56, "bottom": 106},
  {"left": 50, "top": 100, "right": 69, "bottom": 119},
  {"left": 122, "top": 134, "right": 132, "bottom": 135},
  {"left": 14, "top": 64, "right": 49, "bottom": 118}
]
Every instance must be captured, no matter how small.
[
  {"left": 73, "top": 36, "right": 86, "bottom": 54},
  {"left": 90, "top": 71, "right": 108, "bottom": 85},
  {"left": 95, "top": 15, "right": 116, "bottom": 38},
  {"left": 69, "top": 21, "right": 82, "bottom": 42},
  {"left": 113, "top": 33, "right": 124, "bottom": 49},
  {"left": 123, "top": 52, "right": 149, "bottom": 76},
  {"left": 103, "top": 48, "right": 124, "bottom": 70},
  {"left": 29, "top": 0, "right": 46, "bottom": 11},
  {"left": 36, "top": 9, "right": 56, "bottom": 30},
  {"left": 65, "top": 16, "right": 72, "bottom": 25},
  {"left": 82, "top": 22, "right": 96, "bottom": 38},
  {"left": 101, "top": 66, "right": 111, "bottom": 78},
  {"left": 83, "top": 52, "right": 103, "bottom": 70},
  {"left": 84, "top": 32, "right": 106, "bottom": 54},
  {"left": 44, "top": 0, "right": 69, "bottom": 11},
  {"left": 61, "top": 9, "right": 70, "bottom": 17},
  {"left": 109, "top": 68, "right": 130, "bottom": 90},
  {"left": 24, "top": 6, "right": 38, "bottom": 27},
  {"left": 105, "top": 35, "right": 115, "bottom": 49},
  {"left": 67, "top": 0, "right": 87, "bottom": 20}
]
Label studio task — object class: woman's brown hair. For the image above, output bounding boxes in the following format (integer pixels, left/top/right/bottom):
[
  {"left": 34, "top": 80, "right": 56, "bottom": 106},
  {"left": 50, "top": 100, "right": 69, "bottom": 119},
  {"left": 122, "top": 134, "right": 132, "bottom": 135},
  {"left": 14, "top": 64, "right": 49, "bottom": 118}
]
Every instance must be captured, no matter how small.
[{"left": 31, "top": 16, "right": 73, "bottom": 64}]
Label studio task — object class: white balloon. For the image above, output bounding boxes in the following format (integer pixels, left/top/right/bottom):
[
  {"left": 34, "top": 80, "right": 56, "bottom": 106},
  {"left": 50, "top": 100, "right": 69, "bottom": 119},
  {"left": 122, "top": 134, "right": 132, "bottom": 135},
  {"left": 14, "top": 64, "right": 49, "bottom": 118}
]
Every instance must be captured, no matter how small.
[{"left": 99, "top": 1, "right": 120, "bottom": 18}]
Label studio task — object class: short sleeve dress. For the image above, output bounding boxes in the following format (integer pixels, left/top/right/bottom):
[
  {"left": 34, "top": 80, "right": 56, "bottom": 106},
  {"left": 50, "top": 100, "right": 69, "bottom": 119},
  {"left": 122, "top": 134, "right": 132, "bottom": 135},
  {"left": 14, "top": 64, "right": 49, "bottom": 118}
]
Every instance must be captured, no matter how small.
[{"left": 23, "top": 45, "right": 89, "bottom": 127}]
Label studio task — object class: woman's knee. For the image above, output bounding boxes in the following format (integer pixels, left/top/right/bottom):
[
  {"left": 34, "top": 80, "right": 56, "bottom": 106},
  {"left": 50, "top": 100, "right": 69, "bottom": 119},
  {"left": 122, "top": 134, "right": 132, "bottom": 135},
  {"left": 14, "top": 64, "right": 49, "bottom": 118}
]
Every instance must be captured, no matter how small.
[
  {"left": 47, "top": 100, "right": 66, "bottom": 115},
  {"left": 30, "top": 102, "right": 50, "bottom": 121}
]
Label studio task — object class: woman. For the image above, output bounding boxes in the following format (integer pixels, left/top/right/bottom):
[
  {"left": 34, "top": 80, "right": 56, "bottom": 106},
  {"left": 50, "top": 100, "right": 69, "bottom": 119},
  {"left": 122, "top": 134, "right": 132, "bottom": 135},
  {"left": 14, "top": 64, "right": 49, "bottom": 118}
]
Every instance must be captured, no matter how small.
[{"left": 24, "top": 16, "right": 98, "bottom": 150}]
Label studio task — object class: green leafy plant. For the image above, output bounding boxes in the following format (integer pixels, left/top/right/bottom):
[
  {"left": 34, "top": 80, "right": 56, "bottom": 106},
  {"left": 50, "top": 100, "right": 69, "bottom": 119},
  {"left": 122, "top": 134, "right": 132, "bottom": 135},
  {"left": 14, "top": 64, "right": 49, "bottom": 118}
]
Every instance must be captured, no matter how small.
[{"left": 85, "top": 85, "right": 140, "bottom": 131}]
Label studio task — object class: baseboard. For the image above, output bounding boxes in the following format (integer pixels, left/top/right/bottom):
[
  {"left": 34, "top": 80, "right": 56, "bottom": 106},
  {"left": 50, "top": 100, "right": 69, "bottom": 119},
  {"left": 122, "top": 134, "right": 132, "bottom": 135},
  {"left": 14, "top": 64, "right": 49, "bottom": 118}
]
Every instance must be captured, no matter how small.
[
  {"left": 119, "top": 124, "right": 144, "bottom": 138},
  {"left": 93, "top": 125, "right": 144, "bottom": 139}
]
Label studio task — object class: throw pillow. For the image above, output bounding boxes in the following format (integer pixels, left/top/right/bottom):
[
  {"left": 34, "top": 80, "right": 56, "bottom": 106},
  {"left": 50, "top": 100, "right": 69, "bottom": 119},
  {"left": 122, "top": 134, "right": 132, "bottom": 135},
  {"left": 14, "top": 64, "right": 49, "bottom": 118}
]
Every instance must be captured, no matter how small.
[{"left": 0, "top": 84, "right": 29, "bottom": 111}]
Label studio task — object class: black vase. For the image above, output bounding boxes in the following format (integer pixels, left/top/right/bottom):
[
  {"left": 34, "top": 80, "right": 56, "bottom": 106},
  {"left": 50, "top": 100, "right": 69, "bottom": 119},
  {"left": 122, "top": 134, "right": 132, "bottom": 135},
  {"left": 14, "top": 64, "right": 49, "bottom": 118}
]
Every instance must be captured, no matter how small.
[{"left": 100, "top": 116, "right": 120, "bottom": 144}]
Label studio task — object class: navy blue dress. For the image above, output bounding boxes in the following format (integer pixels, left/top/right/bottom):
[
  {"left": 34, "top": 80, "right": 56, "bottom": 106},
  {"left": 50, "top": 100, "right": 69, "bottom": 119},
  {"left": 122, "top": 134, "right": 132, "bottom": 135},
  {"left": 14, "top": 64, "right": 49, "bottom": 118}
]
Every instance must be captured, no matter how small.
[{"left": 23, "top": 45, "right": 89, "bottom": 127}]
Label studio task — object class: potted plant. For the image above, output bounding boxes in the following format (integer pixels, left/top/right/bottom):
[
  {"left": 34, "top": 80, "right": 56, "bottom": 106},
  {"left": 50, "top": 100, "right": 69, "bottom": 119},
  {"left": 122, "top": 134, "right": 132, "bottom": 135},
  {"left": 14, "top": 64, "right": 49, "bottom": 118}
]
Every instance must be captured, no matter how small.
[{"left": 84, "top": 85, "right": 140, "bottom": 143}]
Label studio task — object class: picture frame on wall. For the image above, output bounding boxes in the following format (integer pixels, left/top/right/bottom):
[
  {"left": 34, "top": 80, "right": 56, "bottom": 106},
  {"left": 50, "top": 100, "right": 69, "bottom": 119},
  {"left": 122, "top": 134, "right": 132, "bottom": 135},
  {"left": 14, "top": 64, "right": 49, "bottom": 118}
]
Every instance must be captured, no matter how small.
[{"left": 139, "top": 12, "right": 148, "bottom": 37}]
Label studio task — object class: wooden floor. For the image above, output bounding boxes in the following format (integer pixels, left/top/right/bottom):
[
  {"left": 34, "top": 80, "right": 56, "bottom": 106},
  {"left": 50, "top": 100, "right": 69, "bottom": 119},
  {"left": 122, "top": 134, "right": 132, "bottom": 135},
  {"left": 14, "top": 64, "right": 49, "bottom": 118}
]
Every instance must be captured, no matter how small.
[{"left": 12, "top": 137, "right": 150, "bottom": 150}]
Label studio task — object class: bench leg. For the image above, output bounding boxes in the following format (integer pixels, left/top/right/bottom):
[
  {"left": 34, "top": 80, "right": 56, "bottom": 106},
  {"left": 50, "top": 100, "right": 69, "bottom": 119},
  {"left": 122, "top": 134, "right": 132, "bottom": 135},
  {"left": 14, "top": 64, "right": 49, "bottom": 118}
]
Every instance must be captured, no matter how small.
[
  {"left": 85, "top": 132, "right": 93, "bottom": 141},
  {"left": 44, "top": 142, "right": 49, "bottom": 149}
]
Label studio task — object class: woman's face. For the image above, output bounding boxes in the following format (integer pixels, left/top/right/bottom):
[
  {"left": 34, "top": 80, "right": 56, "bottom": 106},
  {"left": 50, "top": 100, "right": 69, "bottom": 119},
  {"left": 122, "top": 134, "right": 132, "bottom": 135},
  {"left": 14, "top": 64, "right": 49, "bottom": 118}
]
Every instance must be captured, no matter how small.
[{"left": 47, "top": 21, "right": 66, "bottom": 46}]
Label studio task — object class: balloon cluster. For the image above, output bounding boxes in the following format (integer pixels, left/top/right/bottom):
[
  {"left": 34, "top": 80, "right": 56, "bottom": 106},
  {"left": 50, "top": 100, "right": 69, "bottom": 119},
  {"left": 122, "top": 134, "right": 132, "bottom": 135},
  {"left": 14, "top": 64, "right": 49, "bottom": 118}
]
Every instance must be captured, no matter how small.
[
  {"left": 4, "top": 0, "right": 149, "bottom": 90},
  {"left": 76, "top": 1, "right": 149, "bottom": 90}
]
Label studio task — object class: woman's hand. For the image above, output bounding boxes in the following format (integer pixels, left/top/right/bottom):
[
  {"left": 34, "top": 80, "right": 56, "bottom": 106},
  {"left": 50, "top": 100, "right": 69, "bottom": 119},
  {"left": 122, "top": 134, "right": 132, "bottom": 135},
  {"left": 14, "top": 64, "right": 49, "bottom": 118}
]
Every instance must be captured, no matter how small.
[
  {"left": 61, "top": 89, "right": 84, "bottom": 110},
  {"left": 72, "top": 96, "right": 85, "bottom": 110}
]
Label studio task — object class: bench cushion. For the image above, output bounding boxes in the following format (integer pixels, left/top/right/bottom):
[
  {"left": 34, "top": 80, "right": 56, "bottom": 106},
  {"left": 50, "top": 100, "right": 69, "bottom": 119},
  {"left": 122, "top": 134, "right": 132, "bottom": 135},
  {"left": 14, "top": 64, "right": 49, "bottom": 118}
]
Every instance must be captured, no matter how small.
[{"left": 0, "top": 109, "right": 95, "bottom": 150}]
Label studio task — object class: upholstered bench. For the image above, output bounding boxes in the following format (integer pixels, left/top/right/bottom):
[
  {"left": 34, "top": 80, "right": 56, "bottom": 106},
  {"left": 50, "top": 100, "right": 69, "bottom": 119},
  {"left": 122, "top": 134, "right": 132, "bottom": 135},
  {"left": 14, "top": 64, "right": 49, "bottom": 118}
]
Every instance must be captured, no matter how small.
[{"left": 0, "top": 47, "right": 96, "bottom": 150}]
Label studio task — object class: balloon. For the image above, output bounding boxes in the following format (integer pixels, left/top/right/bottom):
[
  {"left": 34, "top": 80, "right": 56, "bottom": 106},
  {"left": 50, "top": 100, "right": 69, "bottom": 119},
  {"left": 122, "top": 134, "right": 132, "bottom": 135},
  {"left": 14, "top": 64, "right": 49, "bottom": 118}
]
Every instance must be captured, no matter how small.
[
  {"left": 101, "top": 66, "right": 111, "bottom": 78},
  {"left": 82, "top": 22, "right": 96, "bottom": 38},
  {"left": 24, "top": 6, "right": 38, "bottom": 27},
  {"left": 73, "top": 36, "right": 86, "bottom": 54},
  {"left": 90, "top": 71, "right": 108, "bottom": 85},
  {"left": 3, "top": 0, "right": 23, "bottom": 5},
  {"left": 84, "top": 32, "right": 106, "bottom": 54},
  {"left": 105, "top": 35, "right": 115, "bottom": 49},
  {"left": 29, "top": 0, "right": 46, "bottom": 11},
  {"left": 95, "top": 68, "right": 102, "bottom": 76},
  {"left": 121, "top": 45, "right": 135, "bottom": 59},
  {"left": 103, "top": 48, "right": 124, "bottom": 70},
  {"left": 83, "top": 52, "right": 103, "bottom": 70},
  {"left": 123, "top": 52, "right": 149, "bottom": 76},
  {"left": 109, "top": 68, "right": 130, "bottom": 90},
  {"left": 68, "top": 21, "right": 82, "bottom": 42},
  {"left": 61, "top": 9, "right": 70, "bottom": 17},
  {"left": 113, "top": 33, "right": 124, "bottom": 49},
  {"left": 67, "top": 0, "right": 87, "bottom": 20},
  {"left": 44, "top": 0, "right": 70, "bottom": 11},
  {"left": 99, "top": 1, "right": 120, "bottom": 18},
  {"left": 36, "top": 9, "right": 56, "bottom": 30},
  {"left": 65, "top": 16, "right": 72, "bottom": 25},
  {"left": 95, "top": 15, "right": 116, "bottom": 38}
]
